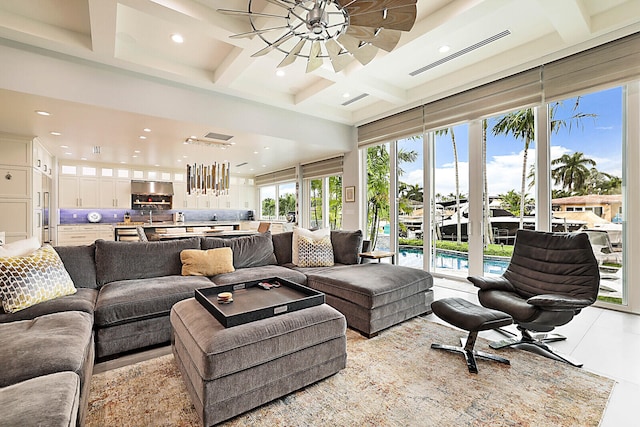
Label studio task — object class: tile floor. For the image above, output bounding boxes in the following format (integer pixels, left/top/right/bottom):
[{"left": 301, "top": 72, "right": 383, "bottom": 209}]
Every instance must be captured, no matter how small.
[{"left": 431, "top": 278, "right": 640, "bottom": 427}]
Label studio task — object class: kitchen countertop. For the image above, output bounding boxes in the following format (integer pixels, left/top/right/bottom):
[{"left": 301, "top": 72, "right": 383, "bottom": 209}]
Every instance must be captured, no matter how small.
[{"left": 113, "top": 221, "right": 243, "bottom": 229}]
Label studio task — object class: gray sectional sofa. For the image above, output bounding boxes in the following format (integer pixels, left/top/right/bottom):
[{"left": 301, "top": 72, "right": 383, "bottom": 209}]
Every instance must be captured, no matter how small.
[{"left": 0, "top": 230, "right": 433, "bottom": 426}]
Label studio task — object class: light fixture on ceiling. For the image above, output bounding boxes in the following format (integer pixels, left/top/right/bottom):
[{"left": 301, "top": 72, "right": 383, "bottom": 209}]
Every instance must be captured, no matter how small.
[
  {"left": 186, "top": 162, "right": 230, "bottom": 197},
  {"left": 35, "top": 110, "right": 50, "bottom": 116},
  {"left": 171, "top": 33, "right": 184, "bottom": 43},
  {"left": 218, "top": 0, "right": 418, "bottom": 73},
  {"left": 183, "top": 137, "right": 233, "bottom": 148}
]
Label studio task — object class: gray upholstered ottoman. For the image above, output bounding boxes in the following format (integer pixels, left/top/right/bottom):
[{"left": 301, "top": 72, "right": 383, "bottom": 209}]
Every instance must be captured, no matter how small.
[
  {"left": 305, "top": 263, "right": 434, "bottom": 337},
  {"left": 170, "top": 298, "right": 347, "bottom": 426}
]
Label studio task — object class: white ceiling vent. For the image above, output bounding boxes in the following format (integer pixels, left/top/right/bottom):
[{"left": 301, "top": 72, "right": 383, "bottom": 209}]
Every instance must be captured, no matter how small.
[
  {"left": 410, "top": 30, "right": 512, "bottom": 77},
  {"left": 204, "top": 132, "right": 234, "bottom": 141}
]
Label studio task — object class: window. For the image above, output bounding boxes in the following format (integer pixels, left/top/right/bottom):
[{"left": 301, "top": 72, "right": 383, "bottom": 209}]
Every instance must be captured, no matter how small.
[
  {"left": 101, "top": 168, "right": 113, "bottom": 177},
  {"left": 60, "top": 165, "right": 76, "bottom": 175},
  {"left": 259, "top": 186, "right": 276, "bottom": 219},
  {"left": 81, "top": 166, "right": 96, "bottom": 176},
  {"left": 278, "top": 183, "right": 296, "bottom": 221}
]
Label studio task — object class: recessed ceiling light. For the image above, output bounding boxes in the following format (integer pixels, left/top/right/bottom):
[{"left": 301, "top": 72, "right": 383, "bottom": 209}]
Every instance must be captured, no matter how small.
[
  {"left": 35, "top": 110, "right": 50, "bottom": 116},
  {"left": 177, "top": 159, "right": 182, "bottom": 162},
  {"left": 80, "top": 157, "right": 87, "bottom": 160},
  {"left": 60, "top": 145, "right": 68, "bottom": 148},
  {"left": 343, "top": 92, "right": 350, "bottom": 98},
  {"left": 64, "top": 152, "right": 72, "bottom": 155},
  {"left": 264, "top": 146, "right": 270, "bottom": 150},
  {"left": 171, "top": 33, "right": 184, "bottom": 43},
  {"left": 253, "top": 151, "right": 259, "bottom": 154},
  {"left": 250, "top": 168, "right": 254, "bottom": 171},
  {"left": 276, "top": 70, "right": 285, "bottom": 77},
  {"left": 50, "top": 131, "right": 61, "bottom": 136},
  {"left": 262, "top": 165, "right": 267, "bottom": 167},
  {"left": 154, "top": 164, "right": 160, "bottom": 167},
  {"left": 139, "top": 135, "right": 147, "bottom": 140},
  {"left": 183, "top": 155, "right": 188, "bottom": 158},
  {"left": 439, "top": 45, "right": 451, "bottom": 53},
  {"left": 134, "top": 150, "right": 141, "bottom": 153},
  {"left": 120, "top": 161, "right": 126, "bottom": 164},
  {"left": 143, "top": 128, "right": 151, "bottom": 132},
  {"left": 132, "top": 155, "right": 138, "bottom": 158}
]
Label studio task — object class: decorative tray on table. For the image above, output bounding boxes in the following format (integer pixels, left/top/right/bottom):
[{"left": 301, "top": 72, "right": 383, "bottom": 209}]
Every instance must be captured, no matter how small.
[{"left": 195, "top": 277, "right": 325, "bottom": 328}]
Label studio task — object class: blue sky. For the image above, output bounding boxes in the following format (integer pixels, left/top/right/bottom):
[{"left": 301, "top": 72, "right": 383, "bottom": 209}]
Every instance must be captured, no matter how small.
[{"left": 399, "top": 86, "right": 624, "bottom": 196}]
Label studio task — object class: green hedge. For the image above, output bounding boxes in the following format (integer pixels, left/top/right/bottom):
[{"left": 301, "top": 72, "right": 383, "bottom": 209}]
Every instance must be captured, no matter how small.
[{"left": 398, "top": 238, "right": 514, "bottom": 257}]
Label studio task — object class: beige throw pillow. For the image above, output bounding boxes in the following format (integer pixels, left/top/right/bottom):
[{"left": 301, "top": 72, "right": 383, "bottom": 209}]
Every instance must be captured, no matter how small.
[
  {"left": 0, "top": 245, "right": 77, "bottom": 313},
  {"left": 292, "top": 227, "right": 330, "bottom": 265},
  {"left": 181, "top": 247, "right": 235, "bottom": 276}
]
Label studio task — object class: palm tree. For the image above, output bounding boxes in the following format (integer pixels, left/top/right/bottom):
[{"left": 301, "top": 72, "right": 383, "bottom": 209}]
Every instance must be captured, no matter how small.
[
  {"left": 492, "top": 98, "right": 595, "bottom": 228},
  {"left": 551, "top": 152, "right": 596, "bottom": 194},
  {"left": 366, "top": 145, "right": 417, "bottom": 249},
  {"left": 435, "top": 127, "right": 462, "bottom": 243},
  {"left": 492, "top": 109, "right": 534, "bottom": 229}
]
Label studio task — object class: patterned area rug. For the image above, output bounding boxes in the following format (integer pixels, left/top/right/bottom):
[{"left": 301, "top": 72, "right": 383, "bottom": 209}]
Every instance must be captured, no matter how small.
[{"left": 86, "top": 317, "right": 614, "bottom": 427}]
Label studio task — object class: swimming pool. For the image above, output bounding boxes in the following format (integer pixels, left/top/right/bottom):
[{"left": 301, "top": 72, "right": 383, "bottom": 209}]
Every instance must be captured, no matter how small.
[{"left": 397, "top": 247, "right": 509, "bottom": 275}]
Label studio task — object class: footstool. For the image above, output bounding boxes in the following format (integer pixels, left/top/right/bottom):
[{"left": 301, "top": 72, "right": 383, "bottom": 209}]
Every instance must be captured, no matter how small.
[
  {"left": 170, "top": 298, "right": 347, "bottom": 426},
  {"left": 305, "top": 263, "right": 433, "bottom": 337},
  {"left": 430, "top": 297, "right": 513, "bottom": 373}
]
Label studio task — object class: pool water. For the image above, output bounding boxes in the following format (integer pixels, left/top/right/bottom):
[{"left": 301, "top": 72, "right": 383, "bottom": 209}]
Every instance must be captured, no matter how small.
[{"left": 398, "top": 247, "right": 509, "bottom": 275}]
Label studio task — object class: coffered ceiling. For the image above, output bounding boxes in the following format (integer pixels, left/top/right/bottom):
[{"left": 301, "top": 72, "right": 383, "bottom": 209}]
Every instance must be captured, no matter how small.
[{"left": 0, "top": 0, "right": 638, "bottom": 173}]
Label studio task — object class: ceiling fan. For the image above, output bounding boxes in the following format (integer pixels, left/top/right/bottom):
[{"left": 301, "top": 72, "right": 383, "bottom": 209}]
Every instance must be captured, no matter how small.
[{"left": 218, "top": 0, "right": 417, "bottom": 73}]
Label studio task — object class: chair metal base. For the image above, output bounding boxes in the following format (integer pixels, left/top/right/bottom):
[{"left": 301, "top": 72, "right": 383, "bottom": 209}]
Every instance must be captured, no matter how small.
[
  {"left": 431, "top": 331, "right": 510, "bottom": 374},
  {"left": 489, "top": 328, "right": 582, "bottom": 367}
]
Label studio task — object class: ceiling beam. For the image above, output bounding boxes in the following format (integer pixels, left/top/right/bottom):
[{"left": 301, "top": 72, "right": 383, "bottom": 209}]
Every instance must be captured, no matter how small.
[
  {"left": 88, "top": 0, "right": 117, "bottom": 56},
  {"left": 536, "top": 0, "right": 591, "bottom": 43}
]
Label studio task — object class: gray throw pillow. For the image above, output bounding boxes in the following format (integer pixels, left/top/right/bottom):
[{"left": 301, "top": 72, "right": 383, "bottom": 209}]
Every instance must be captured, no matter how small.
[
  {"left": 331, "top": 230, "right": 364, "bottom": 265},
  {"left": 201, "top": 232, "right": 277, "bottom": 269}
]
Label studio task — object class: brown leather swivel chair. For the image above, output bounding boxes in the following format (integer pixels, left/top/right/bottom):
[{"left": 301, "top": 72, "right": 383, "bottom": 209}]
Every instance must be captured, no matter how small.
[{"left": 467, "top": 229, "right": 600, "bottom": 367}]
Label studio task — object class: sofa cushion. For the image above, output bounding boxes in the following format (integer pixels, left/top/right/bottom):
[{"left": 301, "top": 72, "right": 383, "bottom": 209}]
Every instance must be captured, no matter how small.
[
  {"left": 330, "top": 230, "right": 363, "bottom": 265},
  {"left": 94, "top": 237, "right": 200, "bottom": 286},
  {"left": 0, "top": 310, "right": 93, "bottom": 387},
  {"left": 181, "top": 248, "right": 235, "bottom": 276},
  {"left": 0, "top": 245, "right": 76, "bottom": 313},
  {"left": 272, "top": 231, "right": 293, "bottom": 265},
  {"left": 0, "top": 287, "right": 98, "bottom": 323},
  {"left": 94, "top": 275, "right": 213, "bottom": 327},
  {"left": 209, "top": 264, "right": 307, "bottom": 286},
  {"left": 54, "top": 244, "right": 98, "bottom": 289},
  {"left": 201, "top": 232, "right": 277, "bottom": 269},
  {"left": 0, "top": 372, "right": 79, "bottom": 427},
  {"left": 296, "top": 235, "right": 334, "bottom": 267}
]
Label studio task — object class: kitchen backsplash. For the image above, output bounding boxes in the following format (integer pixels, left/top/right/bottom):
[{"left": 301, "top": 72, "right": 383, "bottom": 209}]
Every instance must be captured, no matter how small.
[{"left": 59, "top": 209, "right": 252, "bottom": 224}]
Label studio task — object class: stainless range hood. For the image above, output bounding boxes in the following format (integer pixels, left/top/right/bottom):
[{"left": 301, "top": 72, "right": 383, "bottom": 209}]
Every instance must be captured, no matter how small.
[
  {"left": 131, "top": 181, "right": 174, "bottom": 210},
  {"left": 131, "top": 180, "right": 174, "bottom": 196}
]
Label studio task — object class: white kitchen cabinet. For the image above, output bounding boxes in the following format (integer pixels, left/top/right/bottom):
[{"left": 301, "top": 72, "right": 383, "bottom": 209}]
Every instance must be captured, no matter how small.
[
  {"left": 32, "top": 140, "right": 53, "bottom": 175},
  {"left": 0, "top": 135, "right": 30, "bottom": 167},
  {"left": 99, "top": 178, "right": 131, "bottom": 208},
  {"left": 57, "top": 224, "right": 114, "bottom": 246},
  {"left": 0, "top": 200, "right": 29, "bottom": 242},
  {"left": 59, "top": 176, "right": 99, "bottom": 208},
  {"left": 0, "top": 167, "right": 30, "bottom": 198}
]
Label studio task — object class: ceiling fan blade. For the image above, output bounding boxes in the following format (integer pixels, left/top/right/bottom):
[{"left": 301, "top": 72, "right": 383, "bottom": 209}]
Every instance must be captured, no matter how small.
[
  {"left": 349, "top": 5, "right": 417, "bottom": 32},
  {"left": 325, "top": 38, "right": 354, "bottom": 72},
  {"left": 338, "top": 34, "right": 378, "bottom": 65},
  {"left": 346, "top": 26, "right": 401, "bottom": 52},
  {"left": 217, "top": 9, "right": 287, "bottom": 19},
  {"left": 335, "top": 1, "right": 417, "bottom": 32},
  {"left": 306, "top": 41, "right": 323, "bottom": 73},
  {"left": 278, "top": 39, "right": 306, "bottom": 68},
  {"left": 252, "top": 33, "right": 295, "bottom": 57},
  {"left": 229, "top": 26, "right": 290, "bottom": 39}
]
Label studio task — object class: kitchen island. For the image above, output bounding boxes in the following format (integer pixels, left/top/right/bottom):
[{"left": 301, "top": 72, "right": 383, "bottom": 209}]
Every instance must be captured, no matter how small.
[{"left": 114, "top": 221, "right": 244, "bottom": 241}]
